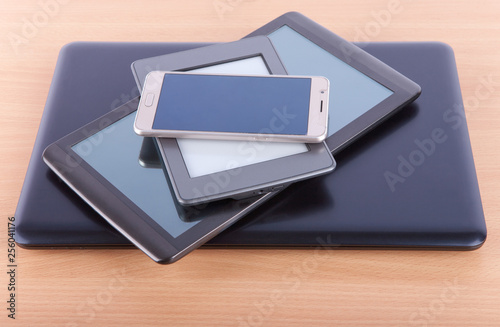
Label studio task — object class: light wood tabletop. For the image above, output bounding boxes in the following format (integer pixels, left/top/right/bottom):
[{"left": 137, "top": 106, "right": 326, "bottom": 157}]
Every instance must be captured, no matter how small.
[{"left": 1, "top": 0, "right": 499, "bottom": 326}]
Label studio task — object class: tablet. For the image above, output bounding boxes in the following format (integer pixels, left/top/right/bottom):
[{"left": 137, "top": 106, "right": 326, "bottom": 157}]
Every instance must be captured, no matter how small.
[
  {"left": 246, "top": 12, "right": 422, "bottom": 153},
  {"left": 42, "top": 98, "right": 278, "bottom": 263},
  {"left": 132, "top": 36, "right": 335, "bottom": 205}
]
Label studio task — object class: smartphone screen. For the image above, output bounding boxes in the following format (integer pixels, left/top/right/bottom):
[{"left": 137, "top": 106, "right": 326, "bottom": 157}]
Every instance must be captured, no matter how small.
[{"left": 152, "top": 74, "right": 312, "bottom": 135}]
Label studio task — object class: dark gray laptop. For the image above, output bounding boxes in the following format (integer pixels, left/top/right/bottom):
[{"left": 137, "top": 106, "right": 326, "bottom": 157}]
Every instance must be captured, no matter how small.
[{"left": 15, "top": 41, "right": 486, "bottom": 250}]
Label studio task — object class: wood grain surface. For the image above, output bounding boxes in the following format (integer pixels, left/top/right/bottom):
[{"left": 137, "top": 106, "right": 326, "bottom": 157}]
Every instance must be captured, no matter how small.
[{"left": 1, "top": 1, "right": 499, "bottom": 326}]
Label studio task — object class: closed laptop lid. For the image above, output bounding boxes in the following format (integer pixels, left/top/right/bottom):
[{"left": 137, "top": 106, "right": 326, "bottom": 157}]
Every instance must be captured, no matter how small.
[{"left": 15, "top": 41, "right": 486, "bottom": 249}]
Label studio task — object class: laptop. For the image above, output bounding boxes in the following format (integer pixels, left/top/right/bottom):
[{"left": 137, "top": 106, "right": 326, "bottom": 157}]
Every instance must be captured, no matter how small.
[{"left": 15, "top": 41, "right": 486, "bottom": 249}]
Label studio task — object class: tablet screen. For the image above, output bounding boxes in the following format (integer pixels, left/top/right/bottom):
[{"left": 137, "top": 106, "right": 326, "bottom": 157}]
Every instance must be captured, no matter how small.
[
  {"left": 72, "top": 113, "right": 200, "bottom": 238},
  {"left": 176, "top": 56, "right": 308, "bottom": 178},
  {"left": 268, "top": 25, "right": 394, "bottom": 136}
]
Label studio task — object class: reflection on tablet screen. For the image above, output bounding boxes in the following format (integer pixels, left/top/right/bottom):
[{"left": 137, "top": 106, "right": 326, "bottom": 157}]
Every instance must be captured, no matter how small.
[
  {"left": 73, "top": 113, "right": 200, "bottom": 238},
  {"left": 268, "top": 25, "right": 394, "bottom": 136}
]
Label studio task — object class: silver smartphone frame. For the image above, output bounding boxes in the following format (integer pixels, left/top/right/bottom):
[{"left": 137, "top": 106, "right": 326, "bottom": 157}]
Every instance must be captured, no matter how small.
[{"left": 134, "top": 71, "right": 330, "bottom": 143}]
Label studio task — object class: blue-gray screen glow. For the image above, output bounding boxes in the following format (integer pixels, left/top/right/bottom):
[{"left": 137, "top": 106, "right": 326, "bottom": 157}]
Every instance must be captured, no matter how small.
[
  {"left": 268, "top": 25, "right": 394, "bottom": 136},
  {"left": 72, "top": 113, "right": 199, "bottom": 238},
  {"left": 153, "top": 74, "right": 311, "bottom": 135}
]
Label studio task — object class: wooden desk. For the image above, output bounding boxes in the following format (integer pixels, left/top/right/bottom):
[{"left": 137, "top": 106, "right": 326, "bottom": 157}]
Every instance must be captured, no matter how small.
[{"left": 1, "top": 1, "right": 499, "bottom": 326}]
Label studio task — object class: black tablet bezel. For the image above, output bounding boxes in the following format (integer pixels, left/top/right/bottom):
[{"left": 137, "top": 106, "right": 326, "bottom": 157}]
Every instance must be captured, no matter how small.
[
  {"left": 131, "top": 36, "right": 335, "bottom": 206},
  {"left": 42, "top": 98, "right": 277, "bottom": 264},
  {"left": 131, "top": 36, "right": 288, "bottom": 90},
  {"left": 245, "top": 11, "right": 422, "bottom": 154}
]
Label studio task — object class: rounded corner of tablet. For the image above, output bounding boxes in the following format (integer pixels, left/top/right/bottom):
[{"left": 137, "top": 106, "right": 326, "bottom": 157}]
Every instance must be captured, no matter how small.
[
  {"left": 328, "top": 154, "right": 337, "bottom": 171},
  {"left": 283, "top": 11, "right": 303, "bottom": 19},
  {"left": 130, "top": 60, "right": 138, "bottom": 75},
  {"left": 175, "top": 194, "right": 196, "bottom": 207}
]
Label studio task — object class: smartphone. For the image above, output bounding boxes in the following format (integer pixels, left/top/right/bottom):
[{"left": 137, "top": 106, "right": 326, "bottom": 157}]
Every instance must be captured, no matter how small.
[{"left": 134, "top": 72, "right": 330, "bottom": 143}]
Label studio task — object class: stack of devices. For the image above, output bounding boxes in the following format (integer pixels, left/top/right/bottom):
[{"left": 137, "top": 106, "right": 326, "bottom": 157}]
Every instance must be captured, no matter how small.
[{"left": 16, "top": 12, "right": 486, "bottom": 264}]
